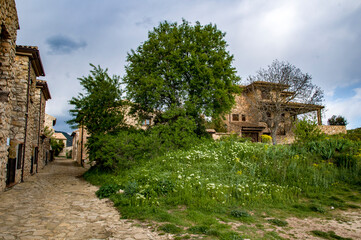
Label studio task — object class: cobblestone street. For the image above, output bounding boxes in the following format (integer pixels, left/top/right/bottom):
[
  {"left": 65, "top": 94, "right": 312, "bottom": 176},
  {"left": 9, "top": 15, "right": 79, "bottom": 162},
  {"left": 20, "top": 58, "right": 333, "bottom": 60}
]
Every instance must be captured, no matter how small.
[{"left": 0, "top": 158, "right": 169, "bottom": 240}]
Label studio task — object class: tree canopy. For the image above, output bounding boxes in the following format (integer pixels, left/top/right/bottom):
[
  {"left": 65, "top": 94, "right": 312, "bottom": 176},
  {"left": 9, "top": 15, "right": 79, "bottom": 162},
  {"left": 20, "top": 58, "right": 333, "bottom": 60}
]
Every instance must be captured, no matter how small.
[
  {"left": 328, "top": 115, "right": 348, "bottom": 126},
  {"left": 247, "top": 60, "right": 324, "bottom": 144},
  {"left": 123, "top": 20, "right": 240, "bottom": 130},
  {"left": 67, "top": 64, "right": 125, "bottom": 136}
]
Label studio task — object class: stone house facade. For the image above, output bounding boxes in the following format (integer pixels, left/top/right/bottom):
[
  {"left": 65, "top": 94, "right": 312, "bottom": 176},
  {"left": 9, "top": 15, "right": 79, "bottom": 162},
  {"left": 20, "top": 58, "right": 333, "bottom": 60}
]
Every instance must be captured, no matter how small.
[
  {"left": 4, "top": 45, "right": 51, "bottom": 188},
  {"left": 222, "top": 81, "right": 324, "bottom": 143},
  {"left": 1, "top": 0, "right": 52, "bottom": 191},
  {"left": 44, "top": 113, "right": 56, "bottom": 134},
  {"left": 71, "top": 127, "right": 89, "bottom": 166},
  {"left": 35, "top": 80, "right": 52, "bottom": 169},
  {"left": 53, "top": 132, "right": 67, "bottom": 157},
  {"left": 0, "top": 0, "right": 19, "bottom": 191}
]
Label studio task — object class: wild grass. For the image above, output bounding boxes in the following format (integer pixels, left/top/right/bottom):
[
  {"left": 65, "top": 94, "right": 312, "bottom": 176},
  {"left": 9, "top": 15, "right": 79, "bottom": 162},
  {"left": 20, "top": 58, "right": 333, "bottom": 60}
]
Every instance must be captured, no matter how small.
[{"left": 84, "top": 137, "right": 361, "bottom": 239}]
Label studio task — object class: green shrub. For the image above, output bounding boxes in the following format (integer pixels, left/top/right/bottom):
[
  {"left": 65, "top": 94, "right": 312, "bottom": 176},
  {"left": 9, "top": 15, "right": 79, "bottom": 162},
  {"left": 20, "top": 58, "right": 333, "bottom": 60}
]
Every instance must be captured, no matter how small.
[
  {"left": 154, "top": 179, "right": 175, "bottom": 195},
  {"left": 267, "top": 218, "right": 288, "bottom": 227},
  {"left": 311, "top": 230, "right": 352, "bottom": 240},
  {"left": 87, "top": 111, "right": 205, "bottom": 170},
  {"left": 96, "top": 183, "right": 121, "bottom": 199},
  {"left": 188, "top": 225, "right": 209, "bottom": 234},
  {"left": 309, "top": 204, "right": 326, "bottom": 213},
  {"left": 124, "top": 181, "right": 139, "bottom": 197},
  {"left": 230, "top": 209, "right": 250, "bottom": 218},
  {"left": 50, "top": 138, "right": 65, "bottom": 156},
  {"left": 294, "top": 118, "right": 324, "bottom": 143},
  {"left": 159, "top": 223, "right": 183, "bottom": 234},
  {"left": 334, "top": 153, "right": 357, "bottom": 169}
]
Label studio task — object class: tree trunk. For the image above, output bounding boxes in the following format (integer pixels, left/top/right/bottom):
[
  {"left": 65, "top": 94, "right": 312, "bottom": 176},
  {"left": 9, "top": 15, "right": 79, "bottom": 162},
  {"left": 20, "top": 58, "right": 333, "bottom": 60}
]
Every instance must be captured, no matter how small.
[{"left": 270, "top": 128, "right": 278, "bottom": 145}]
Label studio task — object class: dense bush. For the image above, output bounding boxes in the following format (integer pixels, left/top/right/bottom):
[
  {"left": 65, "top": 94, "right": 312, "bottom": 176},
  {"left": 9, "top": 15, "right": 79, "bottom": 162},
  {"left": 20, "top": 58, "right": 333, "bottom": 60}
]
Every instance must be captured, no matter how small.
[
  {"left": 346, "top": 128, "right": 361, "bottom": 141},
  {"left": 88, "top": 115, "right": 205, "bottom": 170},
  {"left": 50, "top": 138, "right": 64, "bottom": 156},
  {"left": 95, "top": 183, "right": 121, "bottom": 199},
  {"left": 261, "top": 134, "right": 272, "bottom": 144},
  {"left": 294, "top": 118, "right": 324, "bottom": 143}
]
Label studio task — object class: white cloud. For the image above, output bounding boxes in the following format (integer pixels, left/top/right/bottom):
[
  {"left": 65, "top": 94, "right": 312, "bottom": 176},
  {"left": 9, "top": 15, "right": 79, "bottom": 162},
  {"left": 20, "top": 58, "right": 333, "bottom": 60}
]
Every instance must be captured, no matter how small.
[
  {"left": 325, "top": 88, "right": 361, "bottom": 129},
  {"left": 15, "top": 0, "right": 361, "bottom": 132}
]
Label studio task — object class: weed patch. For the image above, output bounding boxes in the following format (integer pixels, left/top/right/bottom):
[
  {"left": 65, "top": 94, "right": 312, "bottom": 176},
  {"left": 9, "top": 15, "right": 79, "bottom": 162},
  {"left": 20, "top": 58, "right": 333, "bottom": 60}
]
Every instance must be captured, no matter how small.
[
  {"left": 310, "top": 230, "right": 353, "bottom": 240},
  {"left": 267, "top": 218, "right": 288, "bottom": 227}
]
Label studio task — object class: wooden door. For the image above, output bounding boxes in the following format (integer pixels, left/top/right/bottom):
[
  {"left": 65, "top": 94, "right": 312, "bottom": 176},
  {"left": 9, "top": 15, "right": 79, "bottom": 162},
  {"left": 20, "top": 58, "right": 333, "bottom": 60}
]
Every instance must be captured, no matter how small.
[
  {"left": 243, "top": 132, "right": 259, "bottom": 142},
  {"left": 6, "top": 158, "right": 16, "bottom": 186}
]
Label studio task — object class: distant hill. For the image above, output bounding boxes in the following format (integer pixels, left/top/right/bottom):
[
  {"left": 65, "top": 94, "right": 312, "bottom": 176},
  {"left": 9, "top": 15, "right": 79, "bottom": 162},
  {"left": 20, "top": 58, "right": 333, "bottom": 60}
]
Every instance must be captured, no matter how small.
[{"left": 55, "top": 131, "right": 72, "bottom": 147}]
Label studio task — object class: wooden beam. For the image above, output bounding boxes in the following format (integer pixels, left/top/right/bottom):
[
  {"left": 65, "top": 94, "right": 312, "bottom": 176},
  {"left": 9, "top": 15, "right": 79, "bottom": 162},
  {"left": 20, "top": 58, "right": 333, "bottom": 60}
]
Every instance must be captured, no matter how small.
[{"left": 317, "top": 109, "right": 322, "bottom": 125}]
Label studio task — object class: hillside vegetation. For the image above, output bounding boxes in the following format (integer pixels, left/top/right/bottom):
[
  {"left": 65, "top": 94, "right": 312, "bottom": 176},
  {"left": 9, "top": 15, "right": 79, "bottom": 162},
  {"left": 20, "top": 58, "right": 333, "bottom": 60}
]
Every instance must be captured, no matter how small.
[{"left": 85, "top": 135, "right": 361, "bottom": 240}]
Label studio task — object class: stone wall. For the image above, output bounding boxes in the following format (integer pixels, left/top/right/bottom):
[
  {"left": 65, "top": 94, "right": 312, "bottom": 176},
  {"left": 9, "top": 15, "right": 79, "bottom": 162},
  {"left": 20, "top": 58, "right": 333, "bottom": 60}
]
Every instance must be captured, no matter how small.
[
  {"left": 34, "top": 85, "right": 49, "bottom": 170},
  {"left": 319, "top": 125, "right": 347, "bottom": 135},
  {"left": 13, "top": 54, "right": 38, "bottom": 179},
  {"left": 0, "top": 0, "right": 19, "bottom": 191},
  {"left": 44, "top": 113, "right": 56, "bottom": 134},
  {"left": 72, "top": 127, "right": 89, "bottom": 165}
]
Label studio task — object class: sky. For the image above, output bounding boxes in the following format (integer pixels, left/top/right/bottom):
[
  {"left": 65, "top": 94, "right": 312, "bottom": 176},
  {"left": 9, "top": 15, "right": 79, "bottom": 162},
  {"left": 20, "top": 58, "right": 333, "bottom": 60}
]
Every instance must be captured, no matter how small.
[{"left": 15, "top": 0, "right": 361, "bottom": 133}]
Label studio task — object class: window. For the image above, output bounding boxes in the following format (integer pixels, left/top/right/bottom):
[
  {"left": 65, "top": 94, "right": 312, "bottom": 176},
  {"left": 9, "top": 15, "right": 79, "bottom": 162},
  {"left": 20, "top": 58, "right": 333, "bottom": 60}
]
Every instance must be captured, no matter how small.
[
  {"left": 232, "top": 114, "right": 239, "bottom": 121},
  {"left": 261, "top": 90, "right": 271, "bottom": 99},
  {"left": 267, "top": 112, "right": 272, "bottom": 118},
  {"left": 241, "top": 114, "right": 246, "bottom": 122},
  {"left": 142, "top": 118, "right": 151, "bottom": 126}
]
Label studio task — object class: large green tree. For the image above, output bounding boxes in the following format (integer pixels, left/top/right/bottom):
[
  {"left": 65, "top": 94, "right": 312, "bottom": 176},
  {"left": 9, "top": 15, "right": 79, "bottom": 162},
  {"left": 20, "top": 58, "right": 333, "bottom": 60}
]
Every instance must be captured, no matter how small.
[
  {"left": 328, "top": 115, "right": 348, "bottom": 126},
  {"left": 67, "top": 64, "right": 125, "bottom": 135},
  {"left": 123, "top": 20, "right": 240, "bottom": 132}
]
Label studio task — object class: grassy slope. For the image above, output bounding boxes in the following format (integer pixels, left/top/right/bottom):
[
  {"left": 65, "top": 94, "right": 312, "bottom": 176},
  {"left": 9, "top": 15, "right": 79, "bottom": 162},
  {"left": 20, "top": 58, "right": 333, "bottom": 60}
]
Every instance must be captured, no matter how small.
[{"left": 85, "top": 139, "right": 361, "bottom": 240}]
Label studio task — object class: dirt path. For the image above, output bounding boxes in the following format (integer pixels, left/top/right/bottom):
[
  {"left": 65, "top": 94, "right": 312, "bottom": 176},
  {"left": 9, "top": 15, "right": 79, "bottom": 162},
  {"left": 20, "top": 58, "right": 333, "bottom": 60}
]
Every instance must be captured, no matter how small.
[
  {"left": 0, "top": 158, "right": 169, "bottom": 240},
  {"left": 280, "top": 209, "right": 361, "bottom": 239}
]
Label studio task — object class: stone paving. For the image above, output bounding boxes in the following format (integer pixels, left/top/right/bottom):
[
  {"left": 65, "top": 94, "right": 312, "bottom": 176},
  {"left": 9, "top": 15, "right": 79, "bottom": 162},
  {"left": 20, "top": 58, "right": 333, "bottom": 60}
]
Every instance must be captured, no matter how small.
[{"left": 0, "top": 158, "right": 170, "bottom": 240}]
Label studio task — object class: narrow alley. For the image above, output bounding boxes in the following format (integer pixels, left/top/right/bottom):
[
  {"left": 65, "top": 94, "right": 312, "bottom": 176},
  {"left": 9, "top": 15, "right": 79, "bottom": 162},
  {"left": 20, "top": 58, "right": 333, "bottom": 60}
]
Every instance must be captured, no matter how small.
[{"left": 0, "top": 158, "right": 168, "bottom": 240}]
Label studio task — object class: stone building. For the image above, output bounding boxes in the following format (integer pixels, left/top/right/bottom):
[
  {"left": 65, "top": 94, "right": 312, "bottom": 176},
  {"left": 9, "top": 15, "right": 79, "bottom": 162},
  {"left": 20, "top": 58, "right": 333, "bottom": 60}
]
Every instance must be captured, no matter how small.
[
  {"left": 44, "top": 113, "right": 56, "bottom": 134},
  {"left": 35, "top": 80, "right": 52, "bottom": 169},
  {"left": 0, "top": 0, "right": 19, "bottom": 190},
  {"left": 53, "top": 132, "right": 67, "bottom": 157},
  {"left": 0, "top": 0, "right": 52, "bottom": 191},
  {"left": 71, "top": 127, "right": 89, "bottom": 166},
  {"left": 4, "top": 45, "right": 51, "bottom": 188},
  {"left": 222, "top": 81, "right": 324, "bottom": 143}
]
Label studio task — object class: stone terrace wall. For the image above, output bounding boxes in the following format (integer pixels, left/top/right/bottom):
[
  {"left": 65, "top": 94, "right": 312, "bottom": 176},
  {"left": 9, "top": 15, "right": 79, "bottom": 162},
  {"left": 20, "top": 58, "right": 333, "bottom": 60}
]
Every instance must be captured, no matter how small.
[
  {"left": 319, "top": 125, "right": 347, "bottom": 135},
  {"left": 0, "top": 0, "right": 19, "bottom": 191}
]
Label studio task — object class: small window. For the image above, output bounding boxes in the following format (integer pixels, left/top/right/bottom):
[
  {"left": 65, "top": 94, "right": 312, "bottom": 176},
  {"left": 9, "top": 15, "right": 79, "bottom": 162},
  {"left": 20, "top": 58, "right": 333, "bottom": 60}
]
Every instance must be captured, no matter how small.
[
  {"left": 232, "top": 114, "right": 239, "bottom": 121},
  {"left": 267, "top": 112, "right": 272, "bottom": 118},
  {"left": 17, "top": 144, "right": 23, "bottom": 169},
  {"left": 142, "top": 118, "right": 151, "bottom": 126},
  {"left": 241, "top": 114, "right": 246, "bottom": 122},
  {"left": 261, "top": 90, "right": 271, "bottom": 99}
]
